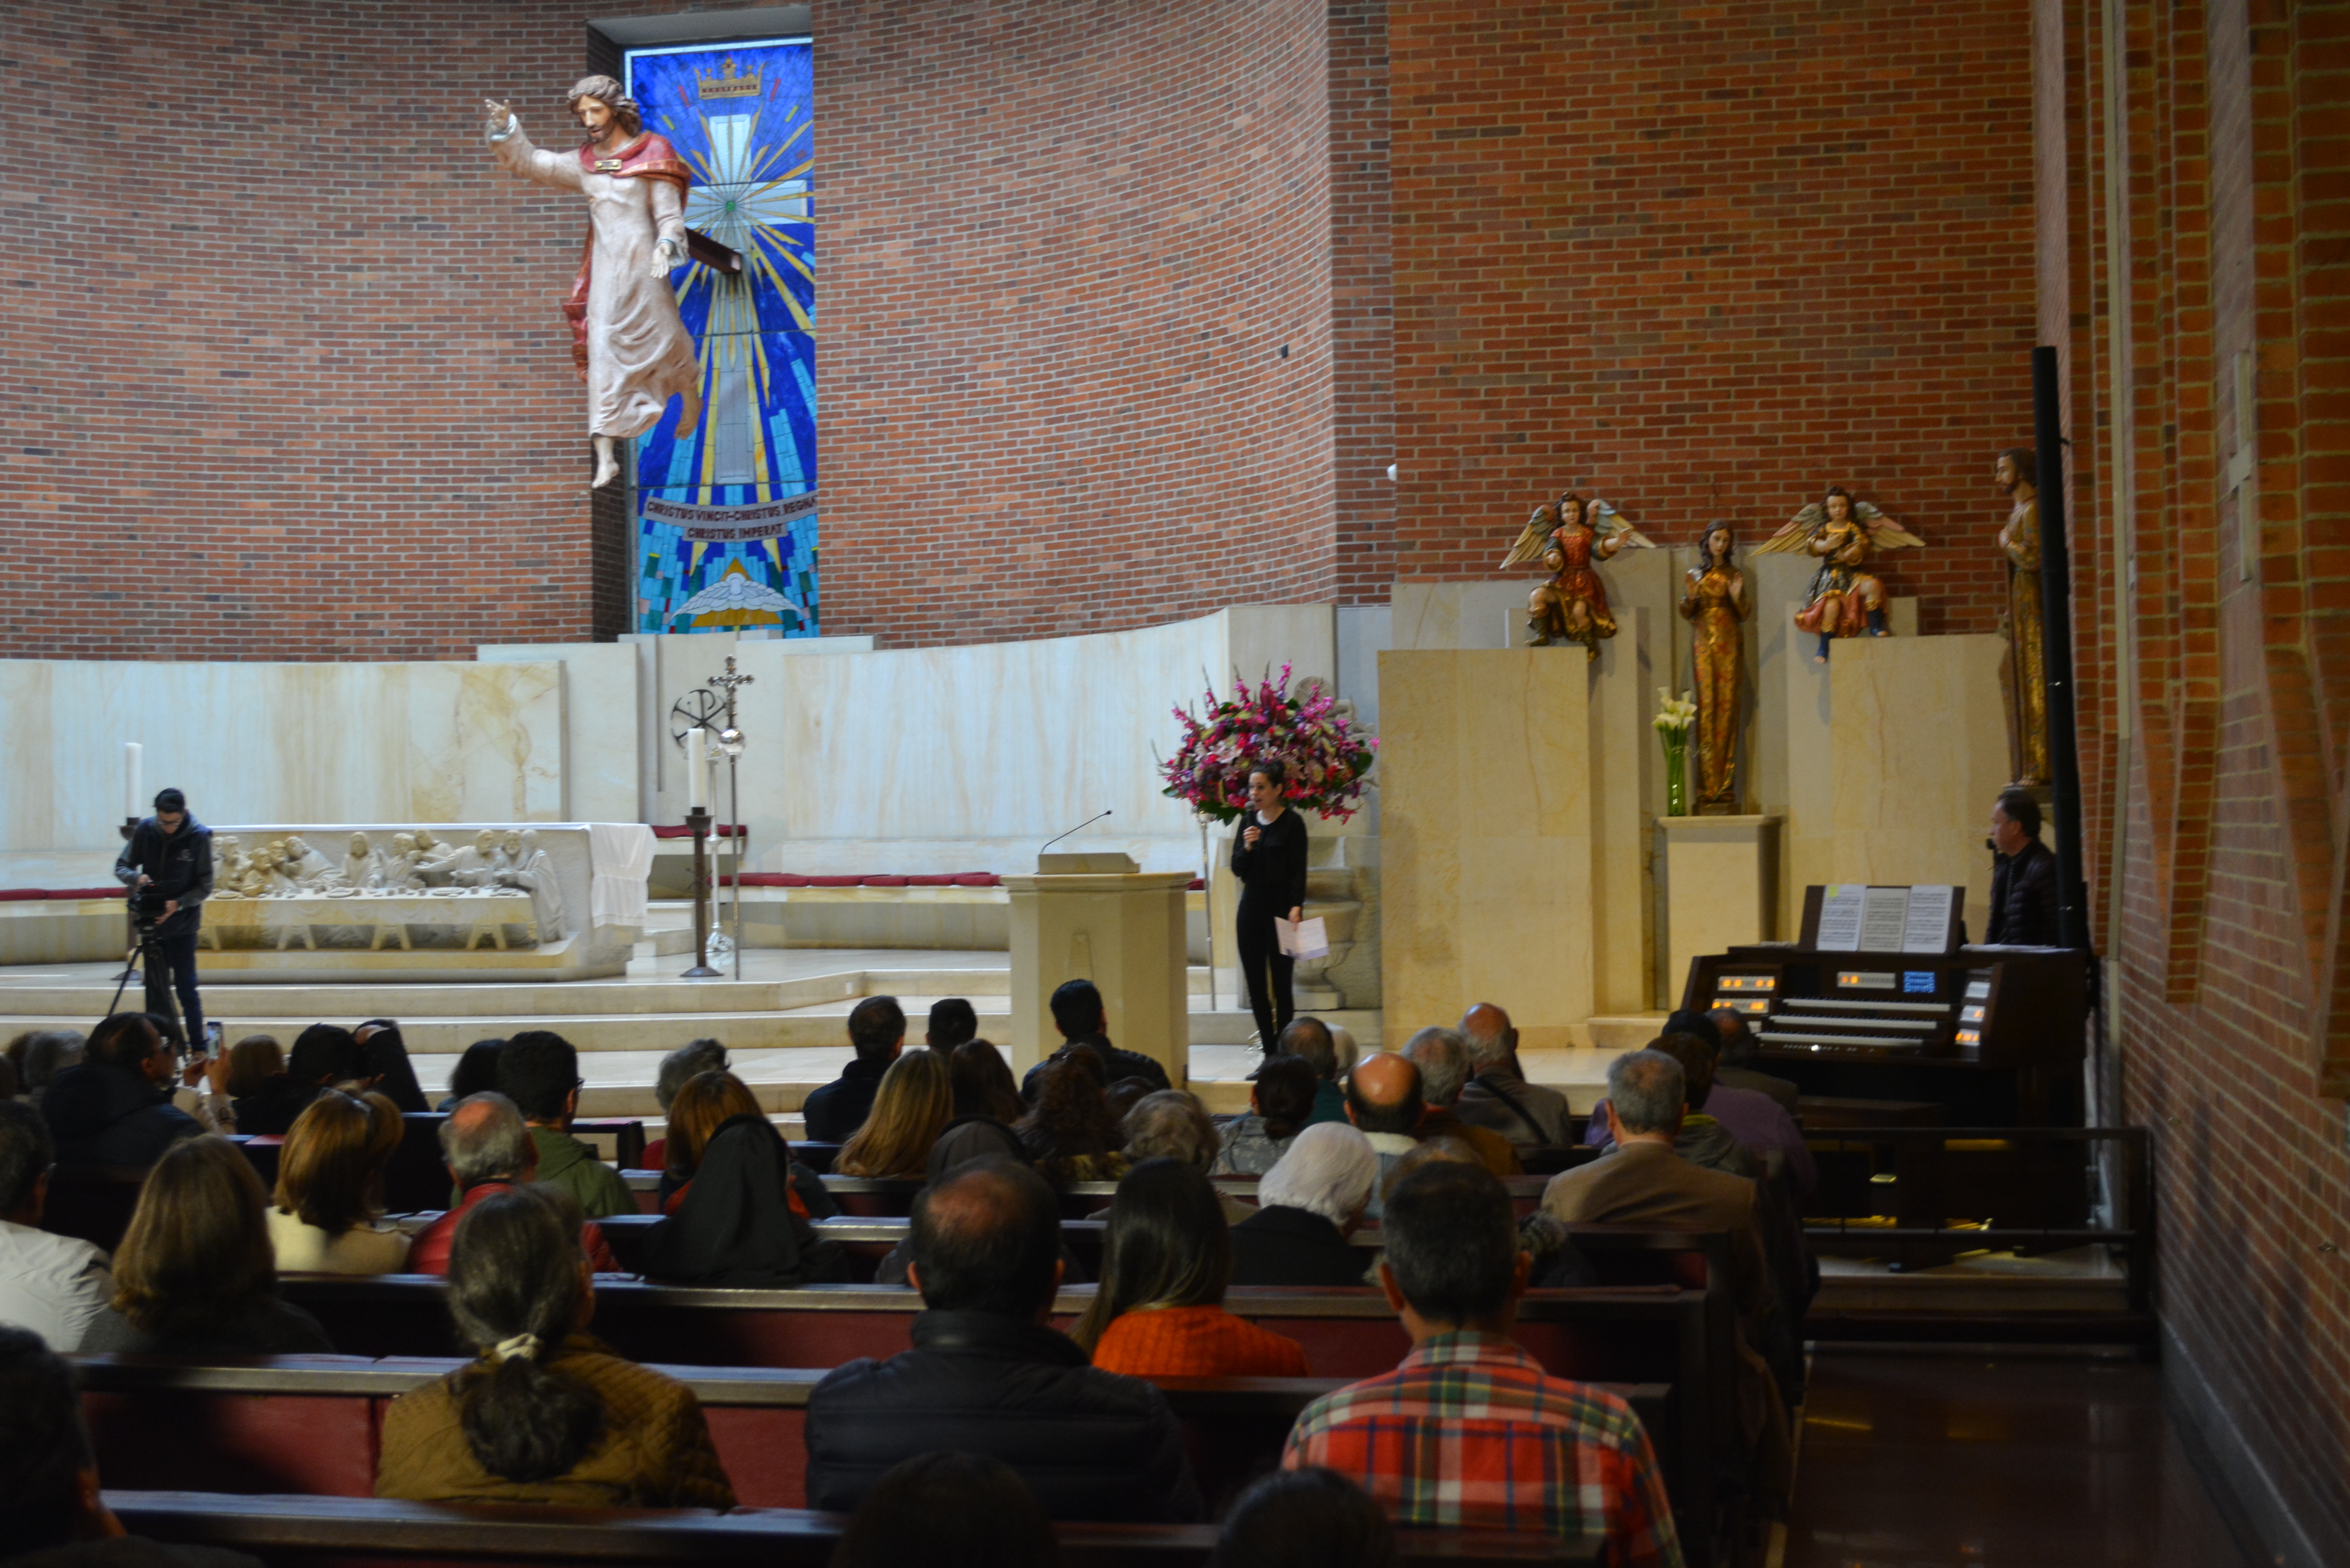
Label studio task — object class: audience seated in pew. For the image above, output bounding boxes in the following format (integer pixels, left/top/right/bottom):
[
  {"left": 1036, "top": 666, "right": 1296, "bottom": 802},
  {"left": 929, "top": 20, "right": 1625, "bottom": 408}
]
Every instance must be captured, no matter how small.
[
  {"left": 926, "top": 997, "right": 980, "bottom": 1051},
  {"left": 0, "top": 1102, "right": 114, "bottom": 1350},
  {"left": 1228, "top": 1123, "right": 1379, "bottom": 1288},
  {"left": 82, "top": 1136, "right": 333, "bottom": 1356},
  {"left": 1017, "top": 1053, "right": 1131, "bottom": 1187},
  {"left": 1070, "top": 1159, "right": 1309, "bottom": 1380},
  {"left": 1121, "top": 1090, "right": 1252, "bottom": 1223},
  {"left": 635, "top": 1040, "right": 726, "bottom": 1174},
  {"left": 1285, "top": 1162, "right": 1683, "bottom": 1566},
  {"left": 375, "top": 1185, "right": 736, "bottom": 1509},
  {"left": 643, "top": 1073, "right": 841, "bottom": 1288},
  {"left": 1345, "top": 1053, "right": 1427, "bottom": 1218},
  {"left": 1680, "top": 1008, "right": 1802, "bottom": 1115},
  {"left": 221, "top": 1036, "right": 281, "bottom": 1103},
  {"left": 234, "top": 1024, "right": 361, "bottom": 1138},
  {"left": 805, "top": 1158, "right": 1203, "bottom": 1523},
  {"left": 1104, "top": 1076, "right": 1159, "bottom": 1123},
  {"left": 1650, "top": 1012, "right": 1814, "bottom": 1195},
  {"left": 1542, "top": 1050, "right": 1792, "bottom": 1514},
  {"left": 351, "top": 1021, "right": 428, "bottom": 1115},
  {"left": 264, "top": 1089, "right": 409, "bottom": 1275},
  {"left": 499, "top": 1032, "right": 634, "bottom": 1220},
  {"left": 437, "top": 1039, "right": 506, "bottom": 1114},
  {"left": 802, "top": 997, "right": 904, "bottom": 1144},
  {"left": 932, "top": 1039, "right": 1028, "bottom": 1176},
  {"left": 1275, "top": 1019, "right": 1347, "bottom": 1127},
  {"left": 1582, "top": 1035, "right": 1759, "bottom": 1181},
  {"left": 1021, "top": 979, "right": 1172, "bottom": 1102},
  {"left": 834, "top": 1048, "right": 953, "bottom": 1179},
  {"left": 1211, "top": 1053, "right": 1318, "bottom": 1176},
  {"left": 1453, "top": 1005, "right": 1571, "bottom": 1149},
  {"left": 0, "top": 1325, "right": 264, "bottom": 1568},
  {"left": 41, "top": 1015, "right": 198, "bottom": 1169},
  {"left": 1402, "top": 1029, "right": 1523, "bottom": 1179},
  {"left": 11, "top": 1029, "right": 87, "bottom": 1110},
  {"left": 408, "top": 1094, "right": 620, "bottom": 1275},
  {"left": 1212, "top": 1467, "right": 1400, "bottom": 1568},
  {"left": 830, "top": 1451, "right": 1058, "bottom": 1568}
]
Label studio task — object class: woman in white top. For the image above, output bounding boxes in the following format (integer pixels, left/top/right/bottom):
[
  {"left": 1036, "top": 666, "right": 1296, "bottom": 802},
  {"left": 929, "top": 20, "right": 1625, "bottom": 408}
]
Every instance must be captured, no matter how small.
[{"left": 266, "top": 1088, "right": 411, "bottom": 1275}]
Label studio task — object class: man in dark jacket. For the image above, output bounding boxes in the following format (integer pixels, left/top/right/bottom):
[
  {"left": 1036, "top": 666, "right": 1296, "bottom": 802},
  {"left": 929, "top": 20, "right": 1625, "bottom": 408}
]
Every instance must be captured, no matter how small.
[
  {"left": 805, "top": 1159, "right": 1202, "bottom": 1523},
  {"left": 112, "top": 789, "right": 212, "bottom": 1046},
  {"left": 1228, "top": 1122, "right": 1379, "bottom": 1287},
  {"left": 40, "top": 1014, "right": 198, "bottom": 1168},
  {"left": 1019, "top": 979, "right": 1170, "bottom": 1102},
  {"left": 802, "top": 996, "right": 904, "bottom": 1143},
  {"left": 1986, "top": 788, "right": 2062, "bottom": 946}
]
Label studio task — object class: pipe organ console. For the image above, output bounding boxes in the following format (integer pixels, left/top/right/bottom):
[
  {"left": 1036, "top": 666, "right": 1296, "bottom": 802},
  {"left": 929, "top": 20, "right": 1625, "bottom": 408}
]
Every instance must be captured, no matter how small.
[{"left": 1683, "top": 884, "right": 2089, "bottom": 1126}]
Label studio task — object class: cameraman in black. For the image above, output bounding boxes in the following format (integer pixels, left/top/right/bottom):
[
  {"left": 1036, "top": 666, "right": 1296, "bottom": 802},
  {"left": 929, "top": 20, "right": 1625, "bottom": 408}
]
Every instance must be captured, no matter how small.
[{"left": 113, "top": 788, "right": 213, "bottom": 1046}]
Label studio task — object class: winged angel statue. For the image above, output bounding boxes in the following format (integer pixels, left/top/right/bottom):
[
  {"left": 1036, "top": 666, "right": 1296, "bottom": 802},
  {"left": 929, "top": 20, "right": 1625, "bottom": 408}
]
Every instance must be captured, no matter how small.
[
  {"left": 1500, "top": 491, "right": 1657, "bottom": 659},
  {"left": 1754, "top": 485, "right": 1927, "bottom": 661}
]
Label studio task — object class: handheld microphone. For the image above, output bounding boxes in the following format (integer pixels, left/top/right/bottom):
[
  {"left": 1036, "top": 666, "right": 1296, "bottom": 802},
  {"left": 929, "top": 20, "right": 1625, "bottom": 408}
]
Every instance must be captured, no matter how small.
[{"left": 1040, "top": 810, "right": 1113, "bottom": 856}]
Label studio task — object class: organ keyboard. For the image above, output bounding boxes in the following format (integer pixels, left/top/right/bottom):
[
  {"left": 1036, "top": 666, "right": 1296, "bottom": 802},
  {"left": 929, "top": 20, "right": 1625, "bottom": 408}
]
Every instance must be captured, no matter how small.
[{"left": 1681, "top": 884, "right": 2089, "bottom": 1125}]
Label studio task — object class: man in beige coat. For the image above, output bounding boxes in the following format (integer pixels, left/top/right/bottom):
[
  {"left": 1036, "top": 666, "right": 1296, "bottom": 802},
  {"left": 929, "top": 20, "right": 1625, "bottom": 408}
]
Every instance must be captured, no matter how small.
[{"left": 1541, "top": 1049, "right": 1792, "bottom": 1516}]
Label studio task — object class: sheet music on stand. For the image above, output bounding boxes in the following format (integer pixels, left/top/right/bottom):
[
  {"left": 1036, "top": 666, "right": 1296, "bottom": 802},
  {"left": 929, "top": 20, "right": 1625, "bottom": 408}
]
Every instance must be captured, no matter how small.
[
  {"left": 1900, "top": 885, "right": 1957, "bottom": 952},
  {"left": 1814, "top": 884, "right": 1866, "bottom": 952}
]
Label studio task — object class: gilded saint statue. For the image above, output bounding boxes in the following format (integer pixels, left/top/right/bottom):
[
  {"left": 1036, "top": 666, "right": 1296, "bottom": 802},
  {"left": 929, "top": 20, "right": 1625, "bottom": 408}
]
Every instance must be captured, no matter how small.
[
  {"left": 484, "top": 79, "right": 703, "bottom": 489},
  {"left": 1755, "top": 486, "right": 1926, "bottom": 662},
  {"left": 1996, "top": 448, "right": 2049, "bottom": 786},
  {"left": 1679, "top": 523, "right": 1753, "bottom": 810},
  {"left": 1500, "top": 491, "right": 1657, "bottom": 660}
]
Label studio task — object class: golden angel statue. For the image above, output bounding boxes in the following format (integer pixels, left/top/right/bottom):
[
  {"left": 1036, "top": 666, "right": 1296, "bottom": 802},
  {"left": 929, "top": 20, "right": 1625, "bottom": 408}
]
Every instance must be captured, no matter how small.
[
  {"left": 1500, "top": 491, "right": 1657, "bottom": 659},
  {"left": 1754, "top": 485, "right": 1926, "bottom": 662}
]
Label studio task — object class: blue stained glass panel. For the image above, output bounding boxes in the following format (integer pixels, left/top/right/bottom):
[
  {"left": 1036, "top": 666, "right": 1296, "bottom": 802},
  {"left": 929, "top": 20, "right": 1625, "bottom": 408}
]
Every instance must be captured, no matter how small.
[{"left": 624, "top": 39, "right": 815, "bottom": 635}]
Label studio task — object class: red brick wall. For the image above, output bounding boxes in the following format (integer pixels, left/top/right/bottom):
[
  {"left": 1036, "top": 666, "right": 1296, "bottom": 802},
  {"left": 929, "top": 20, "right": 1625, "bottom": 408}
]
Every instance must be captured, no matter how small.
[
  {"left": 0, "top": 0, "right": 714, "bottom": 660},
  {"left": 2048, "top": 0, "right": 2350, "bottom": 1549},
  {"left": 1330, "top": 1, "right": 1396, "bottom": 606},
  {"left": 1386, "top": 1, "right": 2039, "bottom": 634},
  {"left": 815, "top": 0, "right": 1336, "bottom": 648}
]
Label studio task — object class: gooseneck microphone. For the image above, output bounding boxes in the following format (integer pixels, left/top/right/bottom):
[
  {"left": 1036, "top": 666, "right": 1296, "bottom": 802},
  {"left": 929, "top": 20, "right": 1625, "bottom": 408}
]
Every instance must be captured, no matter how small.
[{"left": 1040, "top": 810, "right": 1113, "bottom": 856}]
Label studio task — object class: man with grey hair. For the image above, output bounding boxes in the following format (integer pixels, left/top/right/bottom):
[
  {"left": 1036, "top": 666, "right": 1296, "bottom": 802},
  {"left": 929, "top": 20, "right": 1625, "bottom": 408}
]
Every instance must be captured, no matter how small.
[
  {"left": 1541, "top": 1051, "right": 1789, "bottom": 1504},
  {"left": 1403, "top": 1027, "right": 1523, "bottom": 1178},
  {"left": 1452, "top": 1003, "right": 1570, "bottom": 1148},
  {"left": 406, "top": 1092, "right": 618, "bottom": 1274},
  {"left": 11, "top": 1031, "right": 85, "bottom": 1108},
  {"left": 1125, "top": 1090, "right": 1254, "bottom": 1223},
  {"left": 642, "top": 1038, "right": 728, "bottom": 1171},
  {"left": 1275, "top": 1017, "right": 1348, "bottom": 1127},
  {"left": 1230, "top": 1122, "right": 1379, "bottom": 1286}
]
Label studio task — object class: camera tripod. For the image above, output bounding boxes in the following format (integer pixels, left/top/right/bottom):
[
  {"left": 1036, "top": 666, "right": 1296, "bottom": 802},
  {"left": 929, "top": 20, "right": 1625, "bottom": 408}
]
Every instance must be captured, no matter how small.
[{"left": 104, "top": 917, "right": 187, "bottom": 1046}]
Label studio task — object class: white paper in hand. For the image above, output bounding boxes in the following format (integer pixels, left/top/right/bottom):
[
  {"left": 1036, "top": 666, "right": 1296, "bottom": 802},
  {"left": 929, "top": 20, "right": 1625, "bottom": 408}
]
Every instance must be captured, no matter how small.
[{"left": 1275, "top": 916, "right": 1330, "bottom": 960}]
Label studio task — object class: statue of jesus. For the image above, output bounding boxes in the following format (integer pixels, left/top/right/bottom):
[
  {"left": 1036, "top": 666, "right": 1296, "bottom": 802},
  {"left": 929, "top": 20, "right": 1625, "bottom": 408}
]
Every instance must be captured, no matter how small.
[{"left": 484, "top": 78, "right": 702, "bottom": 488}]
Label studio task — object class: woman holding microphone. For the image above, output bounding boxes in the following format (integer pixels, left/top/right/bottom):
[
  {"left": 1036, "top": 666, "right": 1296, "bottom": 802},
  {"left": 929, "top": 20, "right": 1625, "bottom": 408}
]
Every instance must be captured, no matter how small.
[{"left": 1231, "top": 762, "right": 1308, "bottom": 1049}]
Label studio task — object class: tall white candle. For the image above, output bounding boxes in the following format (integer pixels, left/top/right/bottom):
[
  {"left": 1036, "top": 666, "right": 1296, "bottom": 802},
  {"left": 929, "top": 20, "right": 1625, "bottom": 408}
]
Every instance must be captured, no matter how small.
[
  {"left": 686, "top": 728, "right": 707, "bottom": 811},
  {"left": 124, "top": 742, "right": 143, "bottom": 820}
]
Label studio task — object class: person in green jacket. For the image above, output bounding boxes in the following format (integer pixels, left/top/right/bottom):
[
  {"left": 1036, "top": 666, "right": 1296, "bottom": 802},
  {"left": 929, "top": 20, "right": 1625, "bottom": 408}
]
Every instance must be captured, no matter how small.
[{"left": 497, "top": 1031, "right": 636, "bottom": 1219}]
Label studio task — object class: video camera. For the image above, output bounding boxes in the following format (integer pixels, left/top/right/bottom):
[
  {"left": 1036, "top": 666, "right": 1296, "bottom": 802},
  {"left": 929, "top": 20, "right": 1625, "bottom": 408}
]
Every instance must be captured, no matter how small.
[{"left": 128, "top": 884, "right": 171, "bottom": 929}]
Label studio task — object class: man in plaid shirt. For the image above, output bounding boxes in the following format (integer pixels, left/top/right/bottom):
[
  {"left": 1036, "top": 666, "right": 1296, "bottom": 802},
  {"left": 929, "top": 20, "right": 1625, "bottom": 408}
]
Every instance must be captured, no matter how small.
[{"left": 1281, "top": 1162, "right": 1683, "bottom": 1567}]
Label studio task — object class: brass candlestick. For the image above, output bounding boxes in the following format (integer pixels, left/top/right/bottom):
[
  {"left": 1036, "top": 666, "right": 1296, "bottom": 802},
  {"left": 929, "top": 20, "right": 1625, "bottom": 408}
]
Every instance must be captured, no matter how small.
[{"left": 683, "top": 804, "right": 720, "bottom": 978}]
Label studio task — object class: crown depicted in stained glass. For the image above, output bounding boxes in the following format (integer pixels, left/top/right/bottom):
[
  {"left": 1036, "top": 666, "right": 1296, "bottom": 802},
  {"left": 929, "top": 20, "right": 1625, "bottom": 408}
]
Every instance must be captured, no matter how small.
[{"left": 696, "top": 56, "right": 762, "bottom": 98}]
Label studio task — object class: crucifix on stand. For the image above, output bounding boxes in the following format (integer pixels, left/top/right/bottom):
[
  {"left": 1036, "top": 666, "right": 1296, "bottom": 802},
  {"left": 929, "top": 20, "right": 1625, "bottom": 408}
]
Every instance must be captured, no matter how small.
[{"left": 708, "top": 657, "right": 755, "bottom": 982}]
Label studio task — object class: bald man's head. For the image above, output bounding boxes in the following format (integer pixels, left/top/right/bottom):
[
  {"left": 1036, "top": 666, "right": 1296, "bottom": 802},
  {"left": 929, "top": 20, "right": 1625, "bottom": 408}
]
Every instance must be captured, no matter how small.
[
  {"left": 1459, "top": 1003, "right": 1516, "bottom": 1068},
  {"left": 1346, "top": 1051, "right": 1425, "bottom": 1137},
  {"left": 909, "top": 1159, "right": 1063, "bottom": 1318},
  {"left": 440, "top": 1091, "right": 536, "bottom": 1187}
]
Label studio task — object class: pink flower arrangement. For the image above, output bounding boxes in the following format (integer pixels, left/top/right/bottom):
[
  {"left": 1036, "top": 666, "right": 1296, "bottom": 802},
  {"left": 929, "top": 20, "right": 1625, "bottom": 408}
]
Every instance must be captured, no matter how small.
[{"left": 1160, "top": 664, "right": 1378, "bottom": 824}]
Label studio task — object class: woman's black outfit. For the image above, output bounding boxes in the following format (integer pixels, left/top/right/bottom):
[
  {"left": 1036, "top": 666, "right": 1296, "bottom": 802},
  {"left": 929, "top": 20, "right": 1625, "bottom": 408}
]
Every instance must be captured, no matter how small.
[
  {"left": 1230, "top": 808, "right": 1308, "bottom": 1048},
  {"left": 643, "top": 1113, "right": 844, "bottom": 1288}
]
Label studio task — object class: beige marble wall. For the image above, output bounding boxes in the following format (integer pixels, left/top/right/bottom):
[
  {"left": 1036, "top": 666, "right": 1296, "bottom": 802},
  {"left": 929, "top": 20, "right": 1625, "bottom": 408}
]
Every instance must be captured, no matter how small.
[
  {"left": 477, "top": 643, "right": 641, "bottom": 822},
  {"left": 1381, "top": 649, "right": 1615, "bottom": 1050},
  {"left": 1824, "top": 634, "right": 2010, "bottom": 935},
  {"left": 0, "top": 660, "right": 563, "bottom": 854}
]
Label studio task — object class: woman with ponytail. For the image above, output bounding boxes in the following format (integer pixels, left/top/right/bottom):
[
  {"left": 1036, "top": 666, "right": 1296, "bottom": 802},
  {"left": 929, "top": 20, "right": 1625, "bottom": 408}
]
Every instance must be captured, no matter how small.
[{"left": 374, "top": 1185, "right": 735, "bottom": 1507}]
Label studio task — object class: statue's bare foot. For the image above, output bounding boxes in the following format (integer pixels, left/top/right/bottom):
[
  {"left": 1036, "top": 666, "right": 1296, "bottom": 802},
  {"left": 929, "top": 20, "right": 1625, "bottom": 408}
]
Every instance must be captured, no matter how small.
[
  {"left": 1813, "top": 653, "right": 1829, "bottom": 665},
  {"left": 591, "top": 437, "right": 619, "bottom": 489}
]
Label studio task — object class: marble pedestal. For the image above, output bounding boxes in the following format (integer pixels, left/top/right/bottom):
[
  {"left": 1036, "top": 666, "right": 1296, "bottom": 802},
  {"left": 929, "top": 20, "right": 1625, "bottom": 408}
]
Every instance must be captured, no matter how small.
[
  {"left": 1658, "top": 814, "right": 1780, "bottom": 1011},
  {"left": 1003, "top": 854, "right": 1192, "bottom": 1083}
]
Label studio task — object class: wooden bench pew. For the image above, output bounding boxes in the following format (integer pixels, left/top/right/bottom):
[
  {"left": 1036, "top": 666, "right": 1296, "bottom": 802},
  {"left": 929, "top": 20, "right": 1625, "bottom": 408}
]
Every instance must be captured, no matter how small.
[
  {"left": 73, "top": 1355, "right": 1667, "bottom": 1525},
  {"left": 105, "top": 1490, "right": 1604, "bottom": 1566}
]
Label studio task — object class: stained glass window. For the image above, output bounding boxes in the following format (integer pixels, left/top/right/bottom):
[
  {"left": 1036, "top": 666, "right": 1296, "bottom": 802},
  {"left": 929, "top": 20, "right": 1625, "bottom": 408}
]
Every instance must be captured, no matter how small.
[{"left": 624, "top": 39, "right": 815, "bottom": 635}]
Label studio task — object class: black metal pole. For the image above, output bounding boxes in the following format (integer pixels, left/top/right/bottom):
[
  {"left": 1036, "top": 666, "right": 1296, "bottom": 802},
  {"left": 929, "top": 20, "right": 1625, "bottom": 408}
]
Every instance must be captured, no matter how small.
[
  {"left": 683, "top": 804, "right": 720, "bottom": 978},
  {"left": 2032, "top": 346, "right": 2090, "bottom": 952}
]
